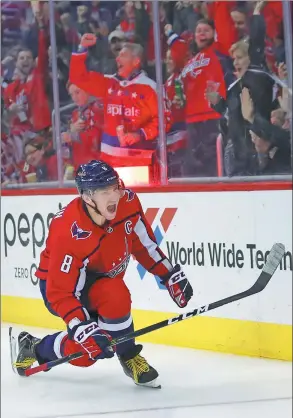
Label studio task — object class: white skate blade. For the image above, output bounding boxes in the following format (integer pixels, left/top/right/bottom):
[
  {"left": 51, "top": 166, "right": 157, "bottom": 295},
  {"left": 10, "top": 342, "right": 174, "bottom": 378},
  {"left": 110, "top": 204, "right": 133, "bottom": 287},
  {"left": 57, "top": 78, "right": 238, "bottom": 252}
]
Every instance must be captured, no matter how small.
[
  {"left": 9, "top": 327, "right": 20, "bottom": 374},
  {"left": 135, "top": 378, "right": 161, "bottom": 389}
]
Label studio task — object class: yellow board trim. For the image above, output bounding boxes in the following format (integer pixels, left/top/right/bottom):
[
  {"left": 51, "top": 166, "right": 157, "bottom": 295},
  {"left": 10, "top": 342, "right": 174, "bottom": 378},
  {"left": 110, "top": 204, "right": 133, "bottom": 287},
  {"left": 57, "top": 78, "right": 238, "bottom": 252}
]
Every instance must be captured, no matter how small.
[{"left": 1, "top": 295, "right": 292, "bottom": 361}]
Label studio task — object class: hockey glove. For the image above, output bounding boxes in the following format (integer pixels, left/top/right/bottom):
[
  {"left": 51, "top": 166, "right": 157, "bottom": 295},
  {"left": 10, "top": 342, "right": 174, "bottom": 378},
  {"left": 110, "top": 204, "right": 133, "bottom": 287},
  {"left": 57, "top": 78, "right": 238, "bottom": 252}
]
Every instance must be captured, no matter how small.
[
  {"left": 161, "top": 264, "right": 193, "bottom": 308},
  {"left": 68, "top": 319, "right": 115, "bottom": 360}
]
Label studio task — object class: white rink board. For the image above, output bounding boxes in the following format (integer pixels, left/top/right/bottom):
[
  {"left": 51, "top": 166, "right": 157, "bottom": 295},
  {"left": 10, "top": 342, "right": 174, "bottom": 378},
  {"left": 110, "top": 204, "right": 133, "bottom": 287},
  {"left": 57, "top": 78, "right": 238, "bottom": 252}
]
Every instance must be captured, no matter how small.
[{"left": 1, "top": 190, "right": 292, "bottom": 325}]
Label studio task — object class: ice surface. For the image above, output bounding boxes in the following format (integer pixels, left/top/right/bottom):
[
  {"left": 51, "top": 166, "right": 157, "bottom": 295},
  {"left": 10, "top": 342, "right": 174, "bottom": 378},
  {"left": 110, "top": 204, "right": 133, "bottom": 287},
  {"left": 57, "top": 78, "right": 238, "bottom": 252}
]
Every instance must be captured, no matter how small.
[{"left": 1, "top": 324, "right": 292, "bottom": 418}]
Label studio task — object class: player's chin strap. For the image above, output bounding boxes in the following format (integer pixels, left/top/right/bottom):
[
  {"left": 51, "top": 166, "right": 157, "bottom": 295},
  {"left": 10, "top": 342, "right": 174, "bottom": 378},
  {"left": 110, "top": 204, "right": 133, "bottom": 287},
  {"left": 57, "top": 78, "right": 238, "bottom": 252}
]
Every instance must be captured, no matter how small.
[
  {"left": 84, "top": 179, "right": 124, "bottom": 217},
  {"left": 84, "top": 199, "right": 112, "bottom": 231},
  {"left": 81, "top": 190, "right": 103, "bottom": 217},
  {"left": 87, "top": 183, "right": 125, "bottom": 217},
  {"left": 87, "top": 199, "right": 103, "bottom": 217}
]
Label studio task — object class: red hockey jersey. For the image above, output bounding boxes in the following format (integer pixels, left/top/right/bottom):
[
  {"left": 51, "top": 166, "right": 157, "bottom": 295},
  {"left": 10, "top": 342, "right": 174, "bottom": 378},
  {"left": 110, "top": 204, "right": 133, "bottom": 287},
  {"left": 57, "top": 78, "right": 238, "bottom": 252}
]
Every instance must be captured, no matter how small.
[
  {"left": 36, "top": 191, "right": 172, "bottom": 325},
  {"left": 3, "top": 29, "right": 51, "bottom": 132},
  {"left": 171, "top": 39, "right": 226, "bottom": 124}
]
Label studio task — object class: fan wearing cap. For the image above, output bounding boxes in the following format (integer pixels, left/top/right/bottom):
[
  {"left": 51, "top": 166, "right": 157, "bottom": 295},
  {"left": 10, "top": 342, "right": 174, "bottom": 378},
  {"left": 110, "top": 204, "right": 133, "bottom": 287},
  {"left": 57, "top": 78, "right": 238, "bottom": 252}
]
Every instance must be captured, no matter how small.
[
  {"left": 12, "top": 160, "right": 193, "bottom": 388},
  {"left": 101, "top": 29, "right": 126, "bottom": 74},
  {"left": 109, "top": 30, "right": 126, "bottom": 57}
]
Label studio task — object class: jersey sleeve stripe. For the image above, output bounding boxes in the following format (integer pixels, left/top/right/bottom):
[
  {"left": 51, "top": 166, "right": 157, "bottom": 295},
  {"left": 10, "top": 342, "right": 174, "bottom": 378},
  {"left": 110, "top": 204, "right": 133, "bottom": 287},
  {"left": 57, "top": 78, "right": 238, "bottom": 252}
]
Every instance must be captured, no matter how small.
[
  {"left": 148, "top": 258, "right": 164, "bottom": 271},
  {"left": 133, "top": 216, "right": 162, "bottom": 263},
  {"left": 82, "top": 307, "right": 91, "bottom": 320},
  {"left": 149, "top": 257, "right": 173, "bottom": 274},
  {"left": 161, "top": 258, "right": 173, "bottom": 271},
  {"left": 73, "top": 258, "right": 90, "bottom": 299}
]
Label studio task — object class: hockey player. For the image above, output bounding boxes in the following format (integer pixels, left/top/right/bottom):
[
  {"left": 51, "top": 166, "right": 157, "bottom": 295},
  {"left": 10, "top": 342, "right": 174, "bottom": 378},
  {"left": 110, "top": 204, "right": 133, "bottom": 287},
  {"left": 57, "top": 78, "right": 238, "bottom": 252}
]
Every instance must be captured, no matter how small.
[{"left": 10, "top": 160, "right": 193, "bottom": 388}]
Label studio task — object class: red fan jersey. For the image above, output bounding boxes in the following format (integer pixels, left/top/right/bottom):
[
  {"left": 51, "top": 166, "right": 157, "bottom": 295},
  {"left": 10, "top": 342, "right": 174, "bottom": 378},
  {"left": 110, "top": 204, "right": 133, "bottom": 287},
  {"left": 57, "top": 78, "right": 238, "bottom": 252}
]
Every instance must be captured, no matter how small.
[
  {"left": 69, "top": 52, "right": 171, "bottom": 155},
  {"left": 36, "top": 191, "right": 172, "bottom": 325},
  {"left": 181, "top": 48, "right": 226, "bottom": 124},
  {"left": 3, "top": 29, "right": 51, "bottom": 132}
]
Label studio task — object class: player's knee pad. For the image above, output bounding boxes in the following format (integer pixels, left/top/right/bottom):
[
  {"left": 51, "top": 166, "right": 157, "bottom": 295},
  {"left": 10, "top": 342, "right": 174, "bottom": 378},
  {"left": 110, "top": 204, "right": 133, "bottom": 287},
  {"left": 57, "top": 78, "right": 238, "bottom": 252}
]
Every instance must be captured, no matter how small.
[
  {"left": 102, "top": 285, "right": 131, "bottom": 319},
  {"left": 89, "top": 278, "right": 132, "bottom": 319},
  {"left": 61, "top": 335, "right": 97, "bottom": 368}
]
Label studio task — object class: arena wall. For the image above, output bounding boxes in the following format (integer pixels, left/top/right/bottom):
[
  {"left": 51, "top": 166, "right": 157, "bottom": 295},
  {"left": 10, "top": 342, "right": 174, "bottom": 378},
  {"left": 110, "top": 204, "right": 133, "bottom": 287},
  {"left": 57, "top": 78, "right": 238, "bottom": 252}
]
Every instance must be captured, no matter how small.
[{"left": 1, "top": 184, "right": 292, "bottom": 361}]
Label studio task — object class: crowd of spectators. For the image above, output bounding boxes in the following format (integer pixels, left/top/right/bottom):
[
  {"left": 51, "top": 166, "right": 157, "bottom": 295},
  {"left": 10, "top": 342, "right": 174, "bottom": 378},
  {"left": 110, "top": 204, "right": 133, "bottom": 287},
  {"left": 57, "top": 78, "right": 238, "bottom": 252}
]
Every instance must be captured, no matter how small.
[{"left": 1, "top": 0, "right": 292, "bottom": 186}]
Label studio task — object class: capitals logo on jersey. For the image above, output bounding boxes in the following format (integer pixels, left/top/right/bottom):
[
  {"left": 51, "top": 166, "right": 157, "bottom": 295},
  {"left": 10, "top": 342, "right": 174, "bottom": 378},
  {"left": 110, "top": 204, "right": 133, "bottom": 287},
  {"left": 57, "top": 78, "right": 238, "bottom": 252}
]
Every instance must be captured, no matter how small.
[
  {"left": 71, "top": 221, "right": 92, "bottom": 240},
  {"left": 105, "top": 238, "right": 130, "bottom": 278}
]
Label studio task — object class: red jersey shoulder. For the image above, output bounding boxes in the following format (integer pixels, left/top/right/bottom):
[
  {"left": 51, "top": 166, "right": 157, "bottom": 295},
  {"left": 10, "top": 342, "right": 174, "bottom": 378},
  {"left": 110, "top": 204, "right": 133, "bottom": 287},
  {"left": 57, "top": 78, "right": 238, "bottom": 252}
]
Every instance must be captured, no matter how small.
[
  {"left": 115, "top": 189, "right": 142, "bottom": 220},
  {"left": 49, "top": 197, "right": 97, "bottom": 244}
]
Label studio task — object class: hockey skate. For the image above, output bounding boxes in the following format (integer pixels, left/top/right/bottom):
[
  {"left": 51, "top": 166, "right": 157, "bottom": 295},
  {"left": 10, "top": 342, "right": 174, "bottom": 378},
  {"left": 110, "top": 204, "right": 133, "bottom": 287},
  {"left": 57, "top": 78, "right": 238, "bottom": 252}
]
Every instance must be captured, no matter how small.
[
  {"left": 9, "top": 327, "right": 41, "bottom": 376},
  {"left": 118, "top": 344, "right": 161, "bottom": 389}
]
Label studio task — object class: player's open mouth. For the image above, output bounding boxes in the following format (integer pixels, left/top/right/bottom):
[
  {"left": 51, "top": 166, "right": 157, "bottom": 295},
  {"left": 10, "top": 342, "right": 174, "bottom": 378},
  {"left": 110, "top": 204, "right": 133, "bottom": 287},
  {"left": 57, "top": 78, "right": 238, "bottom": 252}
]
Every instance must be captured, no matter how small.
[{"left": 107, "top": 204, "right": 117, "bottom": 213}]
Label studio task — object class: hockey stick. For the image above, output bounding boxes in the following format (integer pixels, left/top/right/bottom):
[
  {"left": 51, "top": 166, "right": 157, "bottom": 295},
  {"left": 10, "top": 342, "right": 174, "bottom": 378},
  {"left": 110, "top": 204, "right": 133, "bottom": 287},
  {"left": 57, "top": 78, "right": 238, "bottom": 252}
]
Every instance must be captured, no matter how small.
[{"left": 24, "top": 242, "right": 284, "bottom": 377}]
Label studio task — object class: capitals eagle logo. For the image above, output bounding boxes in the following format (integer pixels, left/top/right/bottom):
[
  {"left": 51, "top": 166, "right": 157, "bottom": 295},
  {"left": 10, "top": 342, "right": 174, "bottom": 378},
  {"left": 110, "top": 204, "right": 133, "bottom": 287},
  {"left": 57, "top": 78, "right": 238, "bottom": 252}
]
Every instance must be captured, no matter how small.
[{"left": 71, "top": 221, "right": 92, "bottom": 240}]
